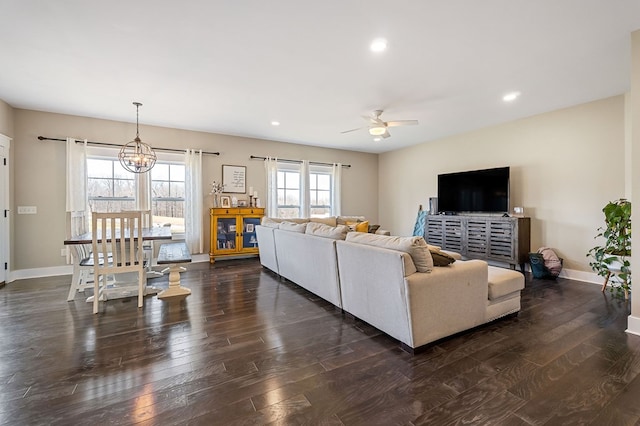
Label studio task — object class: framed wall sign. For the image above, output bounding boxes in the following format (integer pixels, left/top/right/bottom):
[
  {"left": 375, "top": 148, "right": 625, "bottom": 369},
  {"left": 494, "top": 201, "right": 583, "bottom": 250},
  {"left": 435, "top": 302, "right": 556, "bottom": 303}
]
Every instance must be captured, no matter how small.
[{"left": 222, "top": 165, "right": 246, "bottom": 193}]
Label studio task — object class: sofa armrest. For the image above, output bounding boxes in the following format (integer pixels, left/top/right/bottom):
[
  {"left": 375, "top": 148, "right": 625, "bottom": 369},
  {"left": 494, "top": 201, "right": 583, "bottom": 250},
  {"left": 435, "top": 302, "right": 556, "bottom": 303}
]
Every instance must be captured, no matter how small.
[
  {"left": 404, "top": 259, "right": 488, "bottom": 347},
  {"left": 375, "top": 229, "right": 391, "bottom": 236}
]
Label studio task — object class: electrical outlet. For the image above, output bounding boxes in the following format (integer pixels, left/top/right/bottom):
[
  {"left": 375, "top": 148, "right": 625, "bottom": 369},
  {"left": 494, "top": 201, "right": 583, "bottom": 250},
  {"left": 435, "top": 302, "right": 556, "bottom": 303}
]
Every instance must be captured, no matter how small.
[{"left": 17, "top": 206, "right": 37, "bottom": 214}]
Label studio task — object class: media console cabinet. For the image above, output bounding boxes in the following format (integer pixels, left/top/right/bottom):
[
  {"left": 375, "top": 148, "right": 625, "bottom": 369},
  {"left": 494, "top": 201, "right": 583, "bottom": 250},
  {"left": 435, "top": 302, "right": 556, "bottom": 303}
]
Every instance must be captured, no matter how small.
[{"left": 424, "top": 215, "right": 531, "bottom": 271}]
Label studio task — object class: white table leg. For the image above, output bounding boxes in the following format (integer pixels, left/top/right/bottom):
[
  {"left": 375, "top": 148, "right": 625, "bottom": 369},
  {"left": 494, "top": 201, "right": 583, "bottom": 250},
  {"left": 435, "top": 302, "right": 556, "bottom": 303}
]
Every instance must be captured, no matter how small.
[{"left": 158, "top": 263, "right": 191, "bottom": 299}]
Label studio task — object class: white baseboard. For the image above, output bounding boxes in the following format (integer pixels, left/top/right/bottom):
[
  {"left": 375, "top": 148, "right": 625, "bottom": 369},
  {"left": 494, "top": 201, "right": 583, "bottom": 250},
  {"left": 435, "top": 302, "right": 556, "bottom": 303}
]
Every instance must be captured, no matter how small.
[
  {"left": 10, "top": 265, "right": 73, "bottom": 281},
  {"left": 8, "top": 255, "right": 212, "bottom": 282},
  {"left": 627, "top": 315, "right": 640, "bottom": 336}
]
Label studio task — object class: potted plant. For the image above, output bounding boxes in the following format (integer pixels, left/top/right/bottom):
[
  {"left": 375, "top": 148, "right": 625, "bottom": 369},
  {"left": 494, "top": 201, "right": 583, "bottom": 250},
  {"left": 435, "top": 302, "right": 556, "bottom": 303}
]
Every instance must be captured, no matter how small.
[{"left": 587, "top": 198, "right": 631, "bottom": 299}]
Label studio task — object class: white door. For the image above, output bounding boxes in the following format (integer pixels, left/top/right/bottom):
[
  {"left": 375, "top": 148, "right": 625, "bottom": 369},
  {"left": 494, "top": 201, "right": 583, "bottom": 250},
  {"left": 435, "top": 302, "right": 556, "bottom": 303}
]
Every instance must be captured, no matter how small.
[{"left": 0, "top": 134, "right": 10, "bottom": 284}]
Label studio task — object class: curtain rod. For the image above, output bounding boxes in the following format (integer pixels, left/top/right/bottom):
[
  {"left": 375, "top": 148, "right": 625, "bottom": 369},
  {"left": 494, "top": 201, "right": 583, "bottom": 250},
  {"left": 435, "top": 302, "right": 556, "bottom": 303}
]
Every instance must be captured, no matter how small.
[
  {"left": 250, "top": 155, "right": 351, "bottom": 168},
  {"left": 38, "top": 136, "right": 220, "bottom": 156}
]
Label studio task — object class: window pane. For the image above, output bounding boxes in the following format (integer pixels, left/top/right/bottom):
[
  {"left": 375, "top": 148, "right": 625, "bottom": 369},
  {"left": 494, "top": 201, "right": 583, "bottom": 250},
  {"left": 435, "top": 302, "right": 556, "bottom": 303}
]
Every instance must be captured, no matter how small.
[
  {"left": 170, "top": 164, "right": 185, "bottom": 181},
  {"left": 310, "top": 174, "right": 317, "bottom": 190},
  {"left": 113, "top": 162, "right": 131, "bottom": 179},
  {"left": 114, "top": 179, "right": 135, "bottom": 198},
  {"left": 285, "top": 190, "right": 300, "bottom": 205},
  {"left": 317, "top": 174, "right": 331, "bottom": 190},
  {"left": 88, "top": 178, "right": 113, "bottom": 198},
  {"left": 278, "top": 208, "right": 300, "bottom": 219},
  {"left": 286, "top": 172, "right": 300, "bottom": 189},
  {"left": 87, "top": 159, "right": 113, "bottom": 178},
  {"left": 153, "top": 200, "right": 185, "bottom": 233},
  {"left": 171, "top": 182, "right": 185, "bottom": 198},
  {"left": 310, "top": 207, "right": 330, "bottom": 217},
  {"left": 153, "top": 163, "right": 170, "bottom": 181},
  {"left": 277, "top": 189, "right": 285, "bottom": 205},
  {"left": 316, "top": 190, "right": 330, "bottom": 205},
  {"left": 152, "top": 181, "right": 169, "bottom": 198}
]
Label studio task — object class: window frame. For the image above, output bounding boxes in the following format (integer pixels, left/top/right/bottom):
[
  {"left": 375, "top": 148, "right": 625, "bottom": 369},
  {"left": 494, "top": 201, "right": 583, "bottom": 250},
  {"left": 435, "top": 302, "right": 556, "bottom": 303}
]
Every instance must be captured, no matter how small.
[
  {"left": 309, "top": 165, "right": 333, "bottom": 218},
  {"left": 276, "top": 162, "right": 302, "bottom": 218},
  {"left": 150, "top": 161, "right": 186, "bottom": 232}
]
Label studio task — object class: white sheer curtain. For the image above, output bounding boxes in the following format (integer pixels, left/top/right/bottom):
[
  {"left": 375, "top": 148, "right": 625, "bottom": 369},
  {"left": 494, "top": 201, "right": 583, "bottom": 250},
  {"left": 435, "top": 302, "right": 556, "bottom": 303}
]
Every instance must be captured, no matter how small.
[
  {"left": 66, "top": 138, "right": 87, "bottom": 236},
  {"left": 300, "top": 160, "right": 309, "bottom": 217},
  {"left": 184, "top": 149, "right": 203, "bottom": 254},
  {"left": 135, "top": 172, "right": 151, "bottom": 211},
  {"left": 265, "top": 156, "right": 278, "bottom": 217},
  {"left": 331, "top": 163, "right": 342, "bottom": 216}
]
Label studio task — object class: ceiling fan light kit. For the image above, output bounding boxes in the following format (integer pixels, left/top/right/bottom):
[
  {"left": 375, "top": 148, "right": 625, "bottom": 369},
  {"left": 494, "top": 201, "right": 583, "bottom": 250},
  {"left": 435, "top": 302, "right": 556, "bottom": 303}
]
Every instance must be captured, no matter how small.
[
  {"left": 342, "top": 109, "right": 418, "bottom": 140},
  {"left": 369, "top": 126, "right": 387, "bottom": 136}
]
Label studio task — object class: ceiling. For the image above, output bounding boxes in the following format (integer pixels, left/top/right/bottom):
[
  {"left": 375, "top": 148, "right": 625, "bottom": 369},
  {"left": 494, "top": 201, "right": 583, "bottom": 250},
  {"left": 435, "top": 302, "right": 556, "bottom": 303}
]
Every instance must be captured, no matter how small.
[{"left": 1, "top": 1, "right": 640, "bottom": 154}]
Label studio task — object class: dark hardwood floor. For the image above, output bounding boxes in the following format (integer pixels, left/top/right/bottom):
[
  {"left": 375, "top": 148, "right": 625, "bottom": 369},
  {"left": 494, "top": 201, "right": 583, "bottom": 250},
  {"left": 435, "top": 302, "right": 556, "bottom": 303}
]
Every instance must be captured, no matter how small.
[{"left": 1, "top": 258, "right": 639, "bottom": 425}]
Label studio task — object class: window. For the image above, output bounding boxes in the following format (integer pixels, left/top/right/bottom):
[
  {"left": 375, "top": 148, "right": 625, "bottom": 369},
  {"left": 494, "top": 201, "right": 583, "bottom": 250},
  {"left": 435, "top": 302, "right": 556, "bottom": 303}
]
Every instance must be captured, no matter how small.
[
  {"left": 272, "top": 162, "right": 336, "bottom": 218},
  {"left": 151, "top": 163, "right": 185, "bottom": 232},
  {"left": 309, "top": 166, "right": 332, "bottom": 217},
  {"left": 276, "top": 164, "right": 301, "bottom": 218},
  {"left": 87, "top": 158, "right": 136, "bottom": 212}
]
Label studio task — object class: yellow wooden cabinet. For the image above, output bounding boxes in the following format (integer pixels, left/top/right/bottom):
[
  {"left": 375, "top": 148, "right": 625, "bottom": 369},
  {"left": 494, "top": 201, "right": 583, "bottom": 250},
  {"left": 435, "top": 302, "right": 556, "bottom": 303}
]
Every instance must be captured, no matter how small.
[{"left": 209, "top": 207, "right": 265, "bottom": 263}]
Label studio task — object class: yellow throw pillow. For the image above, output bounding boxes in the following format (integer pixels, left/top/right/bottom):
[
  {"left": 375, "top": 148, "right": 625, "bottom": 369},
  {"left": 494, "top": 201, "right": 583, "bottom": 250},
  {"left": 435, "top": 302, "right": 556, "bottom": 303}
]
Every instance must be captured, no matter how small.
[
  {"left": 346, "top": 220, "right": 369, "bottom": 232},
  {"left": 356, "top": 221, "right": 369, "bottom": 232}
]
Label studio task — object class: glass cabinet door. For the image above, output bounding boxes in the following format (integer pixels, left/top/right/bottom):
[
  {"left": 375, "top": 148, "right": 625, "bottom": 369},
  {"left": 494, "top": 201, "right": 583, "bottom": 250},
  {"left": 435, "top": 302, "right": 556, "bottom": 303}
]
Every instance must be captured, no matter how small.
[
  {"left": 242, "top": 217, "right": 261, "bottom": 249},
  {"left": 216, "top": 217, "right": 237, "bottom": 250}
]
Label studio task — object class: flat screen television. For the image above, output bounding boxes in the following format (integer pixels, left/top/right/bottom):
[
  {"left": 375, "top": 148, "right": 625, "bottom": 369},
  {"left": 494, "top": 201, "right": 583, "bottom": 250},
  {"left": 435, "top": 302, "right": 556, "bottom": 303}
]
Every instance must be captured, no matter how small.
[{"left": 437, "top": 167, "right": 509, "bottom": 214}]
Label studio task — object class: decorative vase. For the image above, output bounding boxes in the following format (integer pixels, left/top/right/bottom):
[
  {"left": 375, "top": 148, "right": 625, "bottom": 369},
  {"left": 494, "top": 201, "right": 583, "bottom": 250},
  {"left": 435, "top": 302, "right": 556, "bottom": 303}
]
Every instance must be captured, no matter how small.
[{"left": 213, "top": 194, "right": 220, "bottom": 208}]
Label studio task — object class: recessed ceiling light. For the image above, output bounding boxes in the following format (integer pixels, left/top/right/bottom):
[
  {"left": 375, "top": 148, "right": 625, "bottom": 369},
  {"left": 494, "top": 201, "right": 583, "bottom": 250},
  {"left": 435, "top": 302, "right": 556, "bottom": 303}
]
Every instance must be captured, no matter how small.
[
  {"left": 373, "top": 137, "right": 382, "bottom": 142},
  {"left": 370, "top": 38, "right": 387, "bottom": 53},
  {"left": 503, "top": 91, "right": 521, "bottom": 102},
  {"left": 271, "top": 121, "right": 280, "bottom": 126}
]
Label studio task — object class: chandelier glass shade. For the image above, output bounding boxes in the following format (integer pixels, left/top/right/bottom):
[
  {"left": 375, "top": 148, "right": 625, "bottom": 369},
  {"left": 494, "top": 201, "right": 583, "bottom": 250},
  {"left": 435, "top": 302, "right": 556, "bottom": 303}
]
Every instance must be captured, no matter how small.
[{"left": 118, "top": 102, "right": 157, "bottom": 173}]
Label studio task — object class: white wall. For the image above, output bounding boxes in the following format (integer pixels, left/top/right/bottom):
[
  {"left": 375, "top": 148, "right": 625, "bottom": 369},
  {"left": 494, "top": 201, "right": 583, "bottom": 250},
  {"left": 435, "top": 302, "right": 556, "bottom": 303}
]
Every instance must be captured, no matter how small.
[
  {"left": 379, "top": 95, "right": 625, "bottom": 274},
  {"left": 12, "top": 109, "right": 378, "bottom": 271}
]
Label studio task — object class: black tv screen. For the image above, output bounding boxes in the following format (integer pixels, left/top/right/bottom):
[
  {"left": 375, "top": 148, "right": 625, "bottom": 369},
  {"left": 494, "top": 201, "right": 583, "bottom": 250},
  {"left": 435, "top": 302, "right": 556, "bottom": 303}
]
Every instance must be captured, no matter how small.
[{"left": 437, "top": 167, "right": 509, "bottom": 214}]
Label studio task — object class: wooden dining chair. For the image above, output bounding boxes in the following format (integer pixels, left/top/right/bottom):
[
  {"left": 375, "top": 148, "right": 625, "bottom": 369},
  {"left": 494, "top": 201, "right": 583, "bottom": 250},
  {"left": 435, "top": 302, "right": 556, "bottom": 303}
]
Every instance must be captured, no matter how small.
[
  {"left": 67, "top": 213, "right": 113, "bottom": 301},
  {"left": 91, "top": 211, "right": 146, "bottom": 314}
]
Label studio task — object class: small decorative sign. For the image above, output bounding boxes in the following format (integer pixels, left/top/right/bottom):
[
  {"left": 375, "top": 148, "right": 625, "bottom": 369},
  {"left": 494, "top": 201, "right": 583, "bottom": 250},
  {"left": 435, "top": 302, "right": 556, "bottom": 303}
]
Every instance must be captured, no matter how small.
[{"left": 222, "top": 165, "right": 246, "bottom": 193}]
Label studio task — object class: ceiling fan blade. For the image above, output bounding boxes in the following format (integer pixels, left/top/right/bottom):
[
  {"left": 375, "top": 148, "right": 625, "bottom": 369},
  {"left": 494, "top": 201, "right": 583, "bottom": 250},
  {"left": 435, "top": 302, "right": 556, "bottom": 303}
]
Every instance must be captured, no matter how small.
[
  {"left": 385, "top": 120, "right": 419, "bottom": 127},
  {"left": 341, "top": 127, "right": 363, "bottom": 134}
]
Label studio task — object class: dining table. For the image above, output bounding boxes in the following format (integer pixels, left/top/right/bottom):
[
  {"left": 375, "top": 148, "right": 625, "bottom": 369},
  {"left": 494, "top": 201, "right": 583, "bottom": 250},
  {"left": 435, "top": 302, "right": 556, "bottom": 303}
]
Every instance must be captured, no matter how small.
[
  {"left": 63, "top": 226, "right": 173, "bottom": 245},
  {"left": 64, "top": 226, "right": 173, "bottom": 301}
]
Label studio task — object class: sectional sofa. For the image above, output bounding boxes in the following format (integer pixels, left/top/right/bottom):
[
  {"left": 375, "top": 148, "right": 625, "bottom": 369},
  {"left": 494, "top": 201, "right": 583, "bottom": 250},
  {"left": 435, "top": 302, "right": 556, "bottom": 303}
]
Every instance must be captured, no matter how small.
[{"left": 255, "top": 219, "right": 524, "bottom": 352}]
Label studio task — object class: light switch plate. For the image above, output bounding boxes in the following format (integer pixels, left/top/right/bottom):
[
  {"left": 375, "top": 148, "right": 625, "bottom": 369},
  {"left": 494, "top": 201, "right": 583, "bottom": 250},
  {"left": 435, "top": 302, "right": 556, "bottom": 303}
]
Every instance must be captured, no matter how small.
[{"left": 17, "top": 206, "right": 37, "bottom": 214}]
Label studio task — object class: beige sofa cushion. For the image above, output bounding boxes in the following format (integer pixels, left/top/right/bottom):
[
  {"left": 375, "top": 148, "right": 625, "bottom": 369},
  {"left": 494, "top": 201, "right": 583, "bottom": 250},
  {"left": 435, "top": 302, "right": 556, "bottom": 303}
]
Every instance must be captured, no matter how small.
[
  {"left": 279, "top": 221, "right": 308, "bottom": 233},
  {"left": 337, "top": 215, "right": 366, "bottom": 225},
  {"left": 310, "top": 216, "right": 337, "bottom": 227},
  {"left": 487, "top": 267, "right": 525, "bottom": 300},
  {"left": 305, "top": 222, "right": 349, "bottom": 240},
  {"left": 345, "top": 232, "right": 433, "bottom": 272},
  {"left": 261, "top": 217, "right": 281, "bottom": 228}
]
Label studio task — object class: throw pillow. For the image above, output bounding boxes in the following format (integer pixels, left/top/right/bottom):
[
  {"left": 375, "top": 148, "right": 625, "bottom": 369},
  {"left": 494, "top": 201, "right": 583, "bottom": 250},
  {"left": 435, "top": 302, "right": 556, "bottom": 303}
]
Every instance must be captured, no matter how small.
[
  {"left": 345, "top": 220, "right": 369, "bottom": 232},
  {"left": 305, "top": 222, "right": 349, "bottom": 239},
  {"left": 261, "top": 217, "right": 281, "bottom": 228},
  {"left": 368, "top": 224, "right": 381, "bottom": 234},
  {"left": 337, "top": 215, "right": 366, "bottom": 225},
  {"left": 345, "top": 233, "right": 434, "bottom": 272},
  {"left": 356, "top": 221, "right": 369, "bottom": 232},
  {"left": 310, "top": 216, "right": 337, "bottom": 227},
  {"left": 430, "top": 249, "right": 456, "bottom": 266},
  {"left": 279, "top": 221, "right": 307, "bottom": 233}
]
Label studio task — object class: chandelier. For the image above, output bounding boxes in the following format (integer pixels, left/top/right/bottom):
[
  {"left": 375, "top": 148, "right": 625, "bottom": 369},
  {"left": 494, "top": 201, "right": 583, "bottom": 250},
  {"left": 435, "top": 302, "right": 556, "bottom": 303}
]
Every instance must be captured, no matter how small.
[{"left": 118, "top": 102, "right": 157, "bottom": 173}]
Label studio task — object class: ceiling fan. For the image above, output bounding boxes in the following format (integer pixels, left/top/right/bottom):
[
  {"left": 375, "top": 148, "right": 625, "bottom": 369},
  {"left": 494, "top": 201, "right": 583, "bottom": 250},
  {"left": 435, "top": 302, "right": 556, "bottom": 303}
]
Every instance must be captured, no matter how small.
[{"left": 341, "top": 110, "right": 418, "bottom": 139}]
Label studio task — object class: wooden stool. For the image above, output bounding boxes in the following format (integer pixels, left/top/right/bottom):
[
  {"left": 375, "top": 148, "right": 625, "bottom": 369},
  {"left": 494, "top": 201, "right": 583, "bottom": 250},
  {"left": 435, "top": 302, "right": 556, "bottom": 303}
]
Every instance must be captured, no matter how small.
[{"left": 157, "top": 242, "right": 192, "bottom": 299}]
